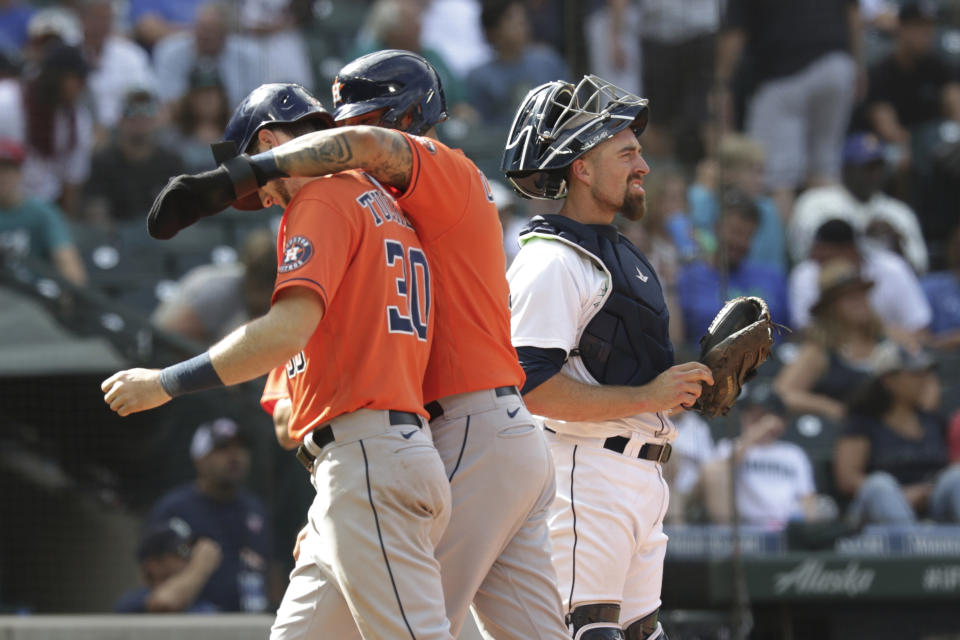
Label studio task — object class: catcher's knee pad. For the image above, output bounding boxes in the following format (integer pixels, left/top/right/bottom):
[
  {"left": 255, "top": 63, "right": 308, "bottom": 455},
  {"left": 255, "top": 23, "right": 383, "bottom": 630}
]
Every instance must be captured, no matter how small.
[
  {"left": 575, "top": 626, "right": 626, "bottom": 640},
  {"left": 568, "top": 603, "right": 624, "bottom": 639},
  {"left": 624, "top": 608, "right": 663, "bottom": 640}
]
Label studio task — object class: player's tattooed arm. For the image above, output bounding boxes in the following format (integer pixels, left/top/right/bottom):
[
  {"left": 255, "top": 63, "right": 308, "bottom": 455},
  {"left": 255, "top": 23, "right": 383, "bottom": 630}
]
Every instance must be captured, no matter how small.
[{"left": 266, "top": 126, "right": 413, "bottom": 191}]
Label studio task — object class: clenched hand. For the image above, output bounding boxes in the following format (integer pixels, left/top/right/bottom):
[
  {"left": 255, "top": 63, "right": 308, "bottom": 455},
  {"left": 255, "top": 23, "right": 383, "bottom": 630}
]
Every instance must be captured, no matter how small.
[{"left": 101, "top": 368, "right": 171, "bottom": 416}]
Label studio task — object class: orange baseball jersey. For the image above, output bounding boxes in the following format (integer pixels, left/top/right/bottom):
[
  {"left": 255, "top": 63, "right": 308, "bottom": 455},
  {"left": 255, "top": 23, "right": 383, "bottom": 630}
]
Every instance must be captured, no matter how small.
[
  {"left": 396, "top": 133, "right": 525, "bottom": 403},
  {"left": 272, "top": 171, "right": 433, "bottom": 442},
  {"left": 260, "top": 366, "right": 287, "bottom": 416}
]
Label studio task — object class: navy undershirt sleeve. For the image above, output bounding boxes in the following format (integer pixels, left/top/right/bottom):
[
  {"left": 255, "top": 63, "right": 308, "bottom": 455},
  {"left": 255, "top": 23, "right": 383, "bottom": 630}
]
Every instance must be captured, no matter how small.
[{"left": 517, "top": 346, "right": 567, "bottom": 395}]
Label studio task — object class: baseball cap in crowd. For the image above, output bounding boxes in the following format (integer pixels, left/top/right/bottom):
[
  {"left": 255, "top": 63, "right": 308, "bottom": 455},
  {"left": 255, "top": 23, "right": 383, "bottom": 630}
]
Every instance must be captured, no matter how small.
[
  {"left": 189, "top": 417, "right": 248, "bottom": 460},
  {"left": 740, "top": 380, "right": 786, "bottom": 415},
  {"left": 842, "top": 133, "right": 885, "bottom": 167},
  {"left": 813, "top": 218, "right": 857, "bottom": 246},
  {"left": 188, "top": 63, "right": 224, "bottom": 90},
  {"left": 121, "top": 89, "right": 159, "bottom": 119},
  {"left": 868, "top": 340, "right": 936, "bottom": 376},
  {"left": 137, "top": 517, "right": 193, "bottom": 561},
  {"left": 899, "top": 0, "right": 938, "bottom": 24},
  {"left": 810, "top": 259, "right": 874, "bottom": 317},
  {"left": 0, "top": 139, "right": 25, "bottom": 165}
]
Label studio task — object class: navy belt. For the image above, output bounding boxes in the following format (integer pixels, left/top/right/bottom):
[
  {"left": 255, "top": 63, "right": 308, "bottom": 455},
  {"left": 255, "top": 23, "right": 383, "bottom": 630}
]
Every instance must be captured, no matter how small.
[
  {"left": 544, "top": 427, "right": 671, "bottom": 463},
  {"left": 425, "top": 386, "right": 519, "bottom": 422},
  {"left": 296, "top": 410, "right": 421, "bottom": 471}
]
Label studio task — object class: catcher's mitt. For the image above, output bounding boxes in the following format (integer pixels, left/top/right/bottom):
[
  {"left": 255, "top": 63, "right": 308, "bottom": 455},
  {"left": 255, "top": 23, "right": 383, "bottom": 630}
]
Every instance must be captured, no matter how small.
[{"left": 693, "top": 296, "right": 784, "bottom": 417}]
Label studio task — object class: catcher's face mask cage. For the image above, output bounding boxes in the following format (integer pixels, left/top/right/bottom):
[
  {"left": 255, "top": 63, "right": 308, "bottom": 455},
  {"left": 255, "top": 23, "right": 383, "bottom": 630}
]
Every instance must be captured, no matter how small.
[{"left": 500, "top": 75, "right": 649, "bottom": 200}]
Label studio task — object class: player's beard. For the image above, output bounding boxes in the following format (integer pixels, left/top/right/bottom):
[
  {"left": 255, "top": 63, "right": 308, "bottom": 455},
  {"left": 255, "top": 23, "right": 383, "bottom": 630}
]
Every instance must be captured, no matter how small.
[{"left": 620, "top": 186, "right": 646, "bottom": 221}]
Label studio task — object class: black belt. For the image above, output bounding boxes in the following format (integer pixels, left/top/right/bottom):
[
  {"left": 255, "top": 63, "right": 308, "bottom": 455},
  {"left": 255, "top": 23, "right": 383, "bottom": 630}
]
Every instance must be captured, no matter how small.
[
  {"left": 544, "top": 428, "right": 671, "bottom": 463},
  {"left": 296, "top": 410, "right": 421, "bottom": 471},
  {"left": 425, "top": 386, "right": 519, "bottom": 422}
]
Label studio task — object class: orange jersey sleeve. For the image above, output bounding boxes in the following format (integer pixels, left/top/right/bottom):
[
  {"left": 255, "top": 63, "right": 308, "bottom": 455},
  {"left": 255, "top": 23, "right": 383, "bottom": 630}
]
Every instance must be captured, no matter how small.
[
  {"left": 396, "top": 134, "right": 525, "bottom": 402},
  {"left": 273, "top": 172, "right": 433, "bottom": 441},
  {"left": 260, "top": 366, "right": 289, "bottom": 417}
]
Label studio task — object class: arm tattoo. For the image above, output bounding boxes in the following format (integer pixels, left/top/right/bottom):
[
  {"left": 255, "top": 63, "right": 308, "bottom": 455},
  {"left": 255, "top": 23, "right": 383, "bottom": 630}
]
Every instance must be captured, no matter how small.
[{"left": 273, "top": 127, "right": 413, "bottom": 190}]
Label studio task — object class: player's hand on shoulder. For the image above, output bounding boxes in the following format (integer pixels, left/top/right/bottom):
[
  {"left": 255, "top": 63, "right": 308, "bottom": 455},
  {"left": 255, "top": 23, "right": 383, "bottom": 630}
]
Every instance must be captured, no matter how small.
[
  {"left": 101, "top": 368, "right": 171, "bottom": 416},
  {"left": 645, "top": 362, "right": 714, "bottom": 414}
]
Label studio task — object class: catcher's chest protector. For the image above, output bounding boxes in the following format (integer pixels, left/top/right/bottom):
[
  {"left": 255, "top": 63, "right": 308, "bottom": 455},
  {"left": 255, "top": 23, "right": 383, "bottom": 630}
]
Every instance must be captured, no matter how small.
[{"left": 521, "top": 215, "right": 675, "bottom": 386}]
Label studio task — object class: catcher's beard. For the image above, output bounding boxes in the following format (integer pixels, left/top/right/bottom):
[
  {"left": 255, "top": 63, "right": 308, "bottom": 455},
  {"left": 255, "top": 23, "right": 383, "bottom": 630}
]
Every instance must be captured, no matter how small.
[{"left": 620, "top": 188, "right": 646, "bottom": 221}]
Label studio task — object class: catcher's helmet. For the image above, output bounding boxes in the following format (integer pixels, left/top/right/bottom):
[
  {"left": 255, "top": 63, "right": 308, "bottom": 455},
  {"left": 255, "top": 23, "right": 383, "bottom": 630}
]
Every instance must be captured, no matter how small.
[
  {"left": 500, "top": 75, "right": 648, "bottom": 200},
  {"left": 213, "top": 83, "right": 334, "bottom": 210},
  {"left": 331, "top": 49, "right": 447, "bottom": 135}
]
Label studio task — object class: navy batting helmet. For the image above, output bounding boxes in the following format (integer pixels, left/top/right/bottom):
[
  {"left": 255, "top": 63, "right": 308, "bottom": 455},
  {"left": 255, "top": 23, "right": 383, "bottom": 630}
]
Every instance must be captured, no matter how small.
[
  {"left": 213, "top": 83, "right": 334, "bottom": 210},
  {"left": 331, "top": 49, "right": 447, "bottom": 135},
  {"left": 501, "top": 75, "right": 648, "bottom": 200}
]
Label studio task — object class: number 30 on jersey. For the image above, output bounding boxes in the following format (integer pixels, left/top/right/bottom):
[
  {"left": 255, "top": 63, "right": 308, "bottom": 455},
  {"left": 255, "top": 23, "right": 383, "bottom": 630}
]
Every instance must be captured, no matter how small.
[{"left": 384, "top": 239, "right": 430, "bottom": 341}]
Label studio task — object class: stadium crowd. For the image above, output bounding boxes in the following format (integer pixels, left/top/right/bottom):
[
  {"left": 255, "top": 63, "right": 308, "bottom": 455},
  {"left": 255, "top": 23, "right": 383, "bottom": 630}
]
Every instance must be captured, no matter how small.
[{"left": 3, "top": 0, "right": 960, "bottom": 618}]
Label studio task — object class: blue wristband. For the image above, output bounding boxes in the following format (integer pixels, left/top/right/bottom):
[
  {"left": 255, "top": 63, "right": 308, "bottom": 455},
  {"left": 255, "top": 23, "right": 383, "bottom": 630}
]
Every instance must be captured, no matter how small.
[
  {"left": 248, "top": 150, "right": 287, "bottom": 185},
  {"left": 159, "top": 352, "right": 224, "bottom": 398}
]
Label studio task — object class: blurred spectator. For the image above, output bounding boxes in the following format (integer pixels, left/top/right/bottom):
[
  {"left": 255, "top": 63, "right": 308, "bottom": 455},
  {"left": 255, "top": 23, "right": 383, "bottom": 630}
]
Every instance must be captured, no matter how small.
[
  {"left": 22, "top": 7, "right": 82, "bottom": 66},
  {"left": 82, "top": 89, "right": 184, "bottom": 225},
  {"left": 153, "top": 2, "right": 262, "bottom": 107},
  {"left": 835, "top": 342, "right": 960, "bottom": 525},
  {"left": 146, "top": 418, "right": 271, "bottom": 612},
  {"left": 921, "top": 224, "right": 960, "bottom": 348},
  {"left": 775, "top": 260, "right": 885, "bottom": 421},
  {"left": 790, "top": 132, "right": 929, "bottom": 273},
  {"left": 638, "top": 0, "right": 720, "bottom": 163},
  {"left": 701, "top": 384, "right": 823, "bottom": 528},
  {"left": 715, "top": 0, "right": 861, "bottom": 219},
  {"left": 152, "top": 229, "right": 277, "bottom": 344},
  {"left": 663, "top": 409, "right": 716, "bottom": 524},
  {"left": 80, "top": 0, "right": 157, "bottom": 130},
  {"left": 489, "top": 178, "right": 525, "bottom": 267},
  {"left": 688, "top": 133, "right": 785, "bottom": 270},
  {"left": 235, "top": 0, "right": 313, "bottom": 89},
  {"left": 676, "top": 188, "right": 789, "bottom": 344},
  {"left": 170, "top": 65, "right": 231, "bottom": 172},
  {"left": 865, "top": 1, "right": 960, "bottom": 170},
  {"left": 585, "top": 0, "right": 642, "bottom": 95},
  {"left": 0, "top": 138, "right": 87, "bottom": 285},
  {"left": 788, "top": 218, "right": 931, "bottom": 335},
  {"left": 351, "top": 0, "right": 471, "bottom": 121},
  {"left": 0, "top": 44, "right": 94, "bottom": 216},
  {"left": 129, "top": 0, "right": 206, "bottom": 51},
  {"left": 0, "top": 0, "right": 34, "bottom": 53},
  {"left": 465, "top": 0, "right": 569, "bottom": 126},
  {"left": 420, "top": 0, "right": 491, "bottom": 78},
  {"left": 114, "top": 518, "right": 221, "bottom": 613}
]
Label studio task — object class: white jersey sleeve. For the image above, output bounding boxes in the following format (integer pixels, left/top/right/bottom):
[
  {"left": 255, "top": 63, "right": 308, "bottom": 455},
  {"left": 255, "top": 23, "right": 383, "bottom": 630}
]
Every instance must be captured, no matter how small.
[{"left": 508, "top": 237, "right": 603, "bottom": 352}]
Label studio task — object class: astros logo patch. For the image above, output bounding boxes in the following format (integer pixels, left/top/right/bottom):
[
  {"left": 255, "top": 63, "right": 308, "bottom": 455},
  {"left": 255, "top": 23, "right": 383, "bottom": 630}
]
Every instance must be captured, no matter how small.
[{"left": 279, "top": 236, "right": 313, "bottom": 273}]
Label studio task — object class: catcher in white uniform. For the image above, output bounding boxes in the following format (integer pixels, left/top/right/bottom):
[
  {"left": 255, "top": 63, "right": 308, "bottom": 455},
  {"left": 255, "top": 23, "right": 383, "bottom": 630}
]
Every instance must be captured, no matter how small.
[{"left": 501, "top": 76, "right": 714, "bottom": 640}]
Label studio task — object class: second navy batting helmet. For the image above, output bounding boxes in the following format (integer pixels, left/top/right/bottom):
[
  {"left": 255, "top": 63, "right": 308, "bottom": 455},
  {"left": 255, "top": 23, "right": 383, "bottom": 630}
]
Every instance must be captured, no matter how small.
[
  {"left": 331, "top": 49, "right": 447, "bottom": 135},
  {"left": 500, "top": 75, "right": 648, "bottom": 200},
  {"left": 213, "top": 83, "right": 334, "bottom": 210}
]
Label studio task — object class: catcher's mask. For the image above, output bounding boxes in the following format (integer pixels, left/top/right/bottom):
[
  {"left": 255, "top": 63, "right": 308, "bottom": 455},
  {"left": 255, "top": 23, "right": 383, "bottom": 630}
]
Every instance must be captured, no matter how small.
[
  {"left": 211, "top": 83, "right": 335, "bottom": 210},
  {"left": 500, "top": 75, "right": 649, "bottom": 200},
  {"left": 331, "top": 49, "right": 448, "bottom": 135}
]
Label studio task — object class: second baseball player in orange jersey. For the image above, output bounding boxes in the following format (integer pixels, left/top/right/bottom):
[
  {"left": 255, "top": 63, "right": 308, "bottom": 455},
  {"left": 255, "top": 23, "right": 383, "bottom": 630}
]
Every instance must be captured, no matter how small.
[{"left": 394, "top": 132, "right": 525, "bottom": 402}]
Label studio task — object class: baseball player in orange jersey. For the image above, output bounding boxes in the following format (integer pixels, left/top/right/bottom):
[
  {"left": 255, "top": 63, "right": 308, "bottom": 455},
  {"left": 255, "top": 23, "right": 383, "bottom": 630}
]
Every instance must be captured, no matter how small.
[
  {"left": 146, "top": 51, "right": 569, "bottom": 639},
  {"left": 103, "top": 84, "right": 455, "bottom": 640}
]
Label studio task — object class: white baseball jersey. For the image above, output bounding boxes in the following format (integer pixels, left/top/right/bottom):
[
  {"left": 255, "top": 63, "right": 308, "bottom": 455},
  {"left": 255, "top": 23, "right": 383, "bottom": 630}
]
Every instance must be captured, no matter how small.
[
  {"left": 508, "top": 236, "right": 676, "bottom": 443},
  {"left": 715, "top": 438, "right": 815, "bottom": 527}
]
